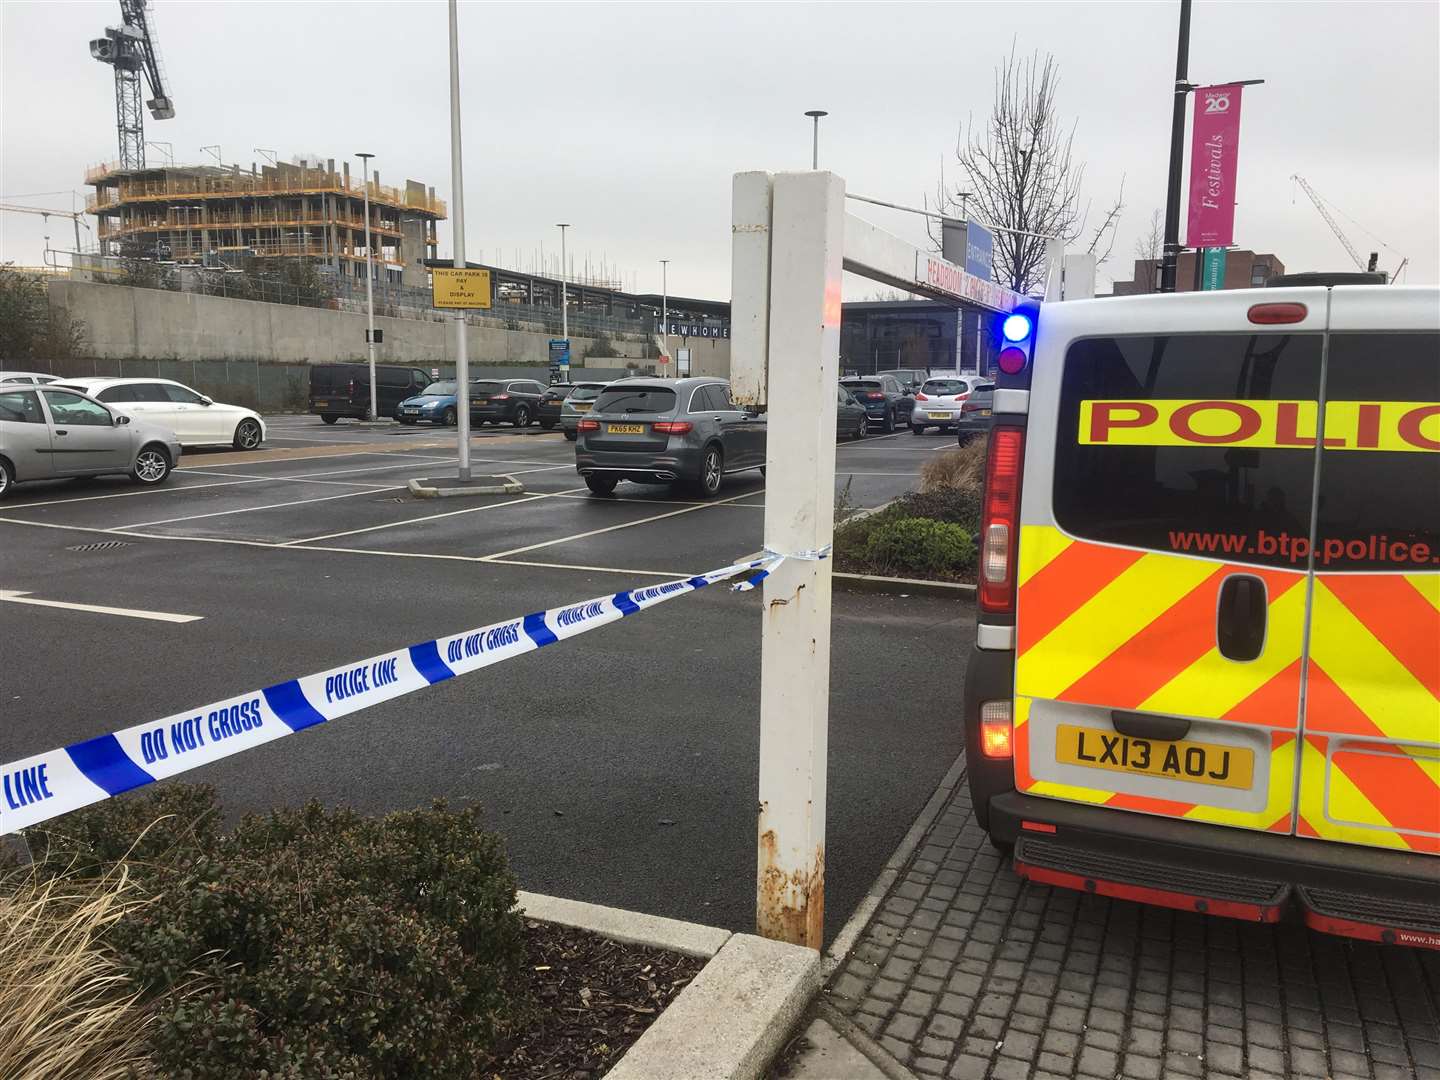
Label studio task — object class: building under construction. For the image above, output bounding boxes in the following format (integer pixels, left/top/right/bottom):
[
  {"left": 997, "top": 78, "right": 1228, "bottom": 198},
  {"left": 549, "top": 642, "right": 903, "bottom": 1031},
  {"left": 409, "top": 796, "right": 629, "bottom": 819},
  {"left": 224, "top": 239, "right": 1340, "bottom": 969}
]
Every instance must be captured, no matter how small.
[{"left": 85, "top": 157, "right": 445, "bottom": 287}]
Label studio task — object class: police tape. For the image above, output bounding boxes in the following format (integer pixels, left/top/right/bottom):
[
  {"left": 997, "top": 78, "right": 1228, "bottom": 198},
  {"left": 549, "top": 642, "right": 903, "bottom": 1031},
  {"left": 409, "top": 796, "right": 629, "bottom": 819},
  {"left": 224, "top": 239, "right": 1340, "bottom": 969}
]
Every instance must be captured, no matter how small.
[{"left": 0, "top": 554, "right": 779, "bottom": 835}]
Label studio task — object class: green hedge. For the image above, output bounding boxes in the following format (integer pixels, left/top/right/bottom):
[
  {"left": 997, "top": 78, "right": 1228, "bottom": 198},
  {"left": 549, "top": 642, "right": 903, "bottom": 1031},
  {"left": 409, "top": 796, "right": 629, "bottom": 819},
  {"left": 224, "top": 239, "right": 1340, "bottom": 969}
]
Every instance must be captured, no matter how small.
[
  {"left": 833, "top": 488, "right": 980, "bottom": 582},
  {"left": 19, "top": 785, "right": 524, "bottom": 1078},
  {"left": 861, "top": 517, "right": 975, "bottom": 579}
]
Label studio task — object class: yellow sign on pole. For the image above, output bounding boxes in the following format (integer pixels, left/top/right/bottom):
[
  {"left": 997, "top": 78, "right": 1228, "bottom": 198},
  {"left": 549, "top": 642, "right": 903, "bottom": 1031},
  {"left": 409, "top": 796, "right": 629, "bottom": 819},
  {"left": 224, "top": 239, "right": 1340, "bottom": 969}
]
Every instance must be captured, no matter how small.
[{"left": 431, "top": 268, "right": 492, "bottom": 309}]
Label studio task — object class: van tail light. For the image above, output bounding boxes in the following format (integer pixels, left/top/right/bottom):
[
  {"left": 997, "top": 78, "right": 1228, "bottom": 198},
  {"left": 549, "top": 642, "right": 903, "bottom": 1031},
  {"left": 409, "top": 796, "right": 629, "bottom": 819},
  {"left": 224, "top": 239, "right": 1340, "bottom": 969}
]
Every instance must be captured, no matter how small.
[
  {"left": 979, "top": 700, "right": 1014, "bottom": 758},
  {"left": 980, "top": 426, "right": 1025, "bottom": 613},
  {"left": 347, "top": 379, "right": 356, "bottom": 395},
  {"left": 577, "top": 419, "right": 600, "bottom": 432},
  {"left": 1248, "top": 302, "right": 1307, "bottom": 325},
  {"left": 652, "top": 421, "right": 693, "bottom": 435}
]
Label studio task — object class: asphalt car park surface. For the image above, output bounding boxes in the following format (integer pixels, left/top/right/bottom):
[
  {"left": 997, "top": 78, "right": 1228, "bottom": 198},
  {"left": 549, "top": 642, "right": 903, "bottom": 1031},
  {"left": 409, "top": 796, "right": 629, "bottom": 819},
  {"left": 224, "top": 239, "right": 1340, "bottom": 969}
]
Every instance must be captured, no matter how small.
[{"left": 0, "top": 415, "right": 969, "bottom": 940}]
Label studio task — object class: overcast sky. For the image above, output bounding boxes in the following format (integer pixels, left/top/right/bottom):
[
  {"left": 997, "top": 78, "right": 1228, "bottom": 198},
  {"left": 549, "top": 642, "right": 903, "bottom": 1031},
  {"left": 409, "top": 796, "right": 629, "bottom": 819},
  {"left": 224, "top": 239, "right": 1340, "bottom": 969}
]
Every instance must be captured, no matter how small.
[{"left": 3, "top": 1, "right": 1436, "bottom": 301}]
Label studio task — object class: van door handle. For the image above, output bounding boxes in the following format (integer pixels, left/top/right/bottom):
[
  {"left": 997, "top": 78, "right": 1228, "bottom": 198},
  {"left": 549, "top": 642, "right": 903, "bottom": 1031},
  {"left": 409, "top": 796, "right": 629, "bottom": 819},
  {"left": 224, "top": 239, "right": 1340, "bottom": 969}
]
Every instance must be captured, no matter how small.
[
  {"left": 1217, "top": 573, "right": 1267, "bottom": 662},
  {"left": 1112, "top": 711, "right": 1191, "bottom": 742}
]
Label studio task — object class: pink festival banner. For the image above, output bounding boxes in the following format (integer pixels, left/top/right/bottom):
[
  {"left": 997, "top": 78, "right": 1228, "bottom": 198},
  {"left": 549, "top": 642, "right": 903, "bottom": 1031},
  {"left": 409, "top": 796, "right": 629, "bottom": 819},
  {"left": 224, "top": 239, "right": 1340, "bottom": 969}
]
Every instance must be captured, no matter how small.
[{"left": 1187, "top": 83, "right": 1245, "bottom": 248}]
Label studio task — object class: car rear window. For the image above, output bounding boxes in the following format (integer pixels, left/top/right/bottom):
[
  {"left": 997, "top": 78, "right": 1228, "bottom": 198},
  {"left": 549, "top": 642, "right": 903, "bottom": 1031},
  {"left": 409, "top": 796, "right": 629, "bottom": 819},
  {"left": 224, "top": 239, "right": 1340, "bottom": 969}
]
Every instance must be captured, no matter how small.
[
  {"left": 569, "top": 385, "right": 603, "bottom": 401},
  {"left": 1314, "top": 331, "right": 1439, "bottom": 570},
  {"left": 1054, "top": 333, "right": 1324, "bottom": 567},
  {"left": 923, "top": 380, "right": 967, "bottom": 395},
  {"left": 844, "top": 381, "right": 881, "bottom": 392},
  {"left": 421, "top": 382, "right": 456, "bottom": 395},
  {"left": 595, "top": 387, "right": 676, "bottom": 414},
  {"left": 470, "top": 381, "right": 503, "bottom": 394}
]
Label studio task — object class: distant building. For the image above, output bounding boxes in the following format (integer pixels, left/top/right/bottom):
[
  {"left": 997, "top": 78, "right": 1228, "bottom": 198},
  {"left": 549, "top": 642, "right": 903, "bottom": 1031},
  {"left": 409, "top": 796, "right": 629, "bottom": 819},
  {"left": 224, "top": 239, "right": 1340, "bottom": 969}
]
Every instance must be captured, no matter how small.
[
  {"left": 85, "top": 156, "right": 445, "bottom": 288},
  {"left": 1111, "top": 250, "right": 1286, "bottom": 295},
  {"left": 839, "top": 300, "right": 997, "bottom": 377}
]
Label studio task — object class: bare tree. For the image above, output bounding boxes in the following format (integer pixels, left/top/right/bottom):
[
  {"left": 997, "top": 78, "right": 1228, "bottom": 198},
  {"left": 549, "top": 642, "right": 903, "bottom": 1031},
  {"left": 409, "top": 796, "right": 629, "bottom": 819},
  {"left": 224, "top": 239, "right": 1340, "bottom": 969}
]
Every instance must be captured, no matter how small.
[
  {"left": 1131, "top": 208, "right": 1164, "bottom": 293},
  {"left": 932, "top": 45, "right": 1119, "bottom": 294}
]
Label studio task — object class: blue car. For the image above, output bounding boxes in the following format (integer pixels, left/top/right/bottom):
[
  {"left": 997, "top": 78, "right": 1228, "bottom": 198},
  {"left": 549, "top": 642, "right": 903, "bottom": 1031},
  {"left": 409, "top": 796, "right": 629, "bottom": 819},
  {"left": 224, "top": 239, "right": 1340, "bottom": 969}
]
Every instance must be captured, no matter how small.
[{"left": 397, "top": 380, "right": 462, "bottom": 425}]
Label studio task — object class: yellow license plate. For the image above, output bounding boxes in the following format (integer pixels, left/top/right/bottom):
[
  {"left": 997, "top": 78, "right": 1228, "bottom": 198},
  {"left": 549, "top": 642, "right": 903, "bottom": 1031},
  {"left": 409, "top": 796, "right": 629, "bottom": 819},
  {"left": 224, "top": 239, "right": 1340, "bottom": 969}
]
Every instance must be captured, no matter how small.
[
  {"left": 473, "top": 397, "right": 489, "bottom": 404},
  {"left": 607, "top": 423, "right": 645, "bottom": 434},
  {"left": 1055, "top": 723, "right": 1254, "bottom": 790},
  {"left": 928, "top": 411, "right": 950, "bottom": 420},
  {"left": 315, "top": 400, "right": 329, "bottom": 407},
  {"left": 978, "top": 408, "right": 991, "bottom": 416},
  {"left": 573, "top": 402, "right": 592, "bottom": 412}
]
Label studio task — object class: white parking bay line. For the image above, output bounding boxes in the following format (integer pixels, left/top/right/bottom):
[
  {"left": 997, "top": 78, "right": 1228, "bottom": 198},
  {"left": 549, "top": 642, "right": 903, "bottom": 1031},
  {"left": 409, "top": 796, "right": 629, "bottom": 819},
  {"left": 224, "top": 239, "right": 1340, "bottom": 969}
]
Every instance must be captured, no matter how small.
[
  {"left": 479, "top": 491, "right": 753, "bottom": 560},
  {"left": 0, "top": 589, "right": 202, "bottom": 623},
  {"left": 282, "top": 487, "right": 587, "bottom": 546},
  {"left": 125, "top": 486, "right": 399, "bottom": 529}
]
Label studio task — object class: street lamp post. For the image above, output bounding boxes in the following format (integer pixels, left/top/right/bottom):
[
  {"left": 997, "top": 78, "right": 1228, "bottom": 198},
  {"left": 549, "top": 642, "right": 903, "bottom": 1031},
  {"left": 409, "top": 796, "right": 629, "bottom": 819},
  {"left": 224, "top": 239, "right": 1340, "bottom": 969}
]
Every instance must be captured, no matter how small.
[
  {"left": 447, "top": 0, "right": 472, "bottom": 480},
  {"left": 660, "top": 259, "right": 669, "bottom": 375},
  {"left": 356, "top": 152, "right": 378, "bottom": 421},
  {"left": 804, "top": 110, "right": 828, "bottom": 169},
  {"left": 1159, "top": 0, "right": 1193, "bottom": 293},
  {"left": 556, "top": 223, "right": 570, "bottom": 352}
]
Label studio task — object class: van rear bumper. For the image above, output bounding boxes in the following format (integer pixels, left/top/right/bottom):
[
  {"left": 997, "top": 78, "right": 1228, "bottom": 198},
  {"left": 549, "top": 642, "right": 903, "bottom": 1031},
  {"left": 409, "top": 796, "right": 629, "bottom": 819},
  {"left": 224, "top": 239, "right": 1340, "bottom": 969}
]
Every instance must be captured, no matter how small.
[{"left": 990, "top": 791, "right": 1440, "bottom": 947}]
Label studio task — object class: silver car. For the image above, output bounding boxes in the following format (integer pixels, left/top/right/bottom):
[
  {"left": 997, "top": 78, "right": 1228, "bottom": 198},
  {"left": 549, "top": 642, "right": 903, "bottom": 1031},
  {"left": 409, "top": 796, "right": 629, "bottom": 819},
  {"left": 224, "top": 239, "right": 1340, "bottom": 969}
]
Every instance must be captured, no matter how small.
[
  {"left": 909, "top": 376, "right": 981, "bottom": 434},
  {"left": 574, "top": 377, "right": 766, "bottom": 497},
  {"left": 560, "top": 381, "right": 609, "bottom": 441},
  {"left": 0, "top": 382, "right": 182, "bottom": 499}
]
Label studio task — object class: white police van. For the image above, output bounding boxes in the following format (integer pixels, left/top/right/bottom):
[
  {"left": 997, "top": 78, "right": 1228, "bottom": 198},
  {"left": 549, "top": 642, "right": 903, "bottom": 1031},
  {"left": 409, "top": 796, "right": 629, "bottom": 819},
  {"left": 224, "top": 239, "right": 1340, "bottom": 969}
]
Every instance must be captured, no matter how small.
[{"left": 962, "top": 282, "right": 1440, "bottom": 947}]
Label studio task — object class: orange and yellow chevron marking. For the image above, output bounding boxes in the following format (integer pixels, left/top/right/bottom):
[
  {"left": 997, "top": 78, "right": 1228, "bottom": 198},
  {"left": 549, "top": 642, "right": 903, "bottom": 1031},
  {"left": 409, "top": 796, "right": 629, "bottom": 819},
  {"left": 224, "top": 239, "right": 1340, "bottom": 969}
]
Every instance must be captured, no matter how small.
[{"left": 1296, "top": 736, "right": 1440, "bottom": 854}]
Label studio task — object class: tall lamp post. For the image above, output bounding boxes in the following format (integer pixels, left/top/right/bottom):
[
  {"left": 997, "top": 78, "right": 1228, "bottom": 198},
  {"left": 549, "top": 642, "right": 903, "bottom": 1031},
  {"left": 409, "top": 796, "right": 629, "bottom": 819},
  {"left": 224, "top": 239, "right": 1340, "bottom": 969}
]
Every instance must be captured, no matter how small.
[
  {"left": 556, "top": 223, "right": 570, "bottom": 358},
  {"left": 356, "top": 151, "right": 378, "bottom": 421},
  {"left": 804, "top": 109, "right": 828, "bottom": 169},
  {"left": 446, "top": 0, "right": 472, "bottom": 480},
  {"left": 659, "top": 259, "right": 669, "bottom": 375}
]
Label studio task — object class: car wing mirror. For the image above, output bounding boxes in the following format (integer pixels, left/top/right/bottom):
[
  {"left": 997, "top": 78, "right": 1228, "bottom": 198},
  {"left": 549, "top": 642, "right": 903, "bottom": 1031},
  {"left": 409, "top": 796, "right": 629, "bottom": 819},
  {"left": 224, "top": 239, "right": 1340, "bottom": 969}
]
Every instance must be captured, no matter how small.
[{"left": 199, "top": 395, "right": 213, "bottom": 406}]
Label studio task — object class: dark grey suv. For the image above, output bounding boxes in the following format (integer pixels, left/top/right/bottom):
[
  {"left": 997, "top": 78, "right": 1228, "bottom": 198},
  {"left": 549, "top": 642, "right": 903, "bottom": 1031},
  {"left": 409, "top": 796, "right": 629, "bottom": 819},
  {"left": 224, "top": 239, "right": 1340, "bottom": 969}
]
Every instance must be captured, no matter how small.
[
  {"left": 839, "top": 374, "right": 915, "bottom": 433},
  {"left": 575, "top": 377, "right": 766, "bottom": 497}
]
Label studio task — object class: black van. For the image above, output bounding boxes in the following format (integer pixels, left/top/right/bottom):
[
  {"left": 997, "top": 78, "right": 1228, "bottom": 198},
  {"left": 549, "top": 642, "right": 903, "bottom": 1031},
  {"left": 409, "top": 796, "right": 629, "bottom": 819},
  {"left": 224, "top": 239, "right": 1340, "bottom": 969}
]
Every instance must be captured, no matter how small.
[{"left": 309, "top": 363, "right": 432, "bottom": 423}]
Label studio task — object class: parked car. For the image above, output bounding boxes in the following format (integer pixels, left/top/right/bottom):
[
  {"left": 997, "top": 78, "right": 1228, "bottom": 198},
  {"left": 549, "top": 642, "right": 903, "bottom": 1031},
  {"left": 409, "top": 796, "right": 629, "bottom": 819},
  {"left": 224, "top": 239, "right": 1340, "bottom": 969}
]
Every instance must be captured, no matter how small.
[
  {"left": 836, "top": 385, "right": 868, "bottom": 441},
  {"left": 839, "top": 375, "right": 915, "bottom": 433},
  {"left": 309, "top": 363, "right": 432, "bottom": 423},
  {"left": 50, "top": 377, "right": 266, "bottom": 450},
  {"left": 0, "top": 371, "right": 63, "bottom": 385},
  {"left": 396, "top": 380, "right": 465, "bottom": 425},
  {"left": 954, "top": 382, "right": 995, "bottom": 443},
  {"left": 560, "top": 381, "right": 609, "bottom": 441},
  {"left": 469, "top": 379, "right": 547, "bottom": 427},
  {"left": 536, "top": 384, "right": 572, "bottom": 430},
  {"left": 909, "top": 376, "right": 980, "bottom": 434},
  {"left": 878, "top": 368, "right": 929, "bottom": 391},
  {"left": 575, "top": 377, "right": 765, "bottom": 497},
  {"left": 0, "top": 382, "right": 181, "bottom": 498}
]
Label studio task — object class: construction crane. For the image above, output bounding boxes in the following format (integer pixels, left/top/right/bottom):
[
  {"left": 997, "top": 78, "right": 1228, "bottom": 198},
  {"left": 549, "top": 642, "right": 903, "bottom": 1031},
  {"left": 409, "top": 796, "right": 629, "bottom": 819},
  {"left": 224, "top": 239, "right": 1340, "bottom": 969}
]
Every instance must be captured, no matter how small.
[
  {"left": 90, "top": 1, "right": 175, "bottom": 171},
  {"left": 1290, "top": 174, "right": 1408, "bottom": 282}
]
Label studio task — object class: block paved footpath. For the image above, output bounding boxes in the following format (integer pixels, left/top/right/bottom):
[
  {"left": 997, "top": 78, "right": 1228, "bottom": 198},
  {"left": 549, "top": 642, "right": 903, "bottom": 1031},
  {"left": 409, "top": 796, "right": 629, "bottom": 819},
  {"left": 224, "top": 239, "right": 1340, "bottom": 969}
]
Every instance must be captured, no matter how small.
[{"left": 820, "top": 757, "right": 1440, "bottom": 1080}]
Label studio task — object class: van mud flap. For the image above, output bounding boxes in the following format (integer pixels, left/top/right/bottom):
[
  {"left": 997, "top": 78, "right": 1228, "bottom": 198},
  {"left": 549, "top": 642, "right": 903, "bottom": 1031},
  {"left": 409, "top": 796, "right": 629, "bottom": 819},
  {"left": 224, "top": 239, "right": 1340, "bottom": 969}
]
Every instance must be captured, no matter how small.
[
  {"left": 1298, "top": 886, "right": 1440, "bottom": 950},
  {"left": 1014, "top": 835, "right": 1290, "bottom": 923}
]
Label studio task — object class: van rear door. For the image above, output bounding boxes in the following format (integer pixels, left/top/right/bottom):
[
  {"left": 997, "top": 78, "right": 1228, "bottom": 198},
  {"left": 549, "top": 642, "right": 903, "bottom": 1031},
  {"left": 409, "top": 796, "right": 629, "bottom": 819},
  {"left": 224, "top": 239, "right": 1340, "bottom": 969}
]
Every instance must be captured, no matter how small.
[
  {"left": 1015, "top": 293, "right": 1327, "bottom": 837},
  {"left": 1296, "top": 287, "right": 1440, "bottom": 855}
]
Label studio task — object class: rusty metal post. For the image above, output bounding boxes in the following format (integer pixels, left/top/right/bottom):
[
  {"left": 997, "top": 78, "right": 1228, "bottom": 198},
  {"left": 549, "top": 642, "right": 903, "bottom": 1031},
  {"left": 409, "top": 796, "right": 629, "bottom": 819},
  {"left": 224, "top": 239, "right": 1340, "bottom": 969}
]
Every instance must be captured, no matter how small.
[{"left": 754, "top": 170, "right": 844, "bottom": 949}]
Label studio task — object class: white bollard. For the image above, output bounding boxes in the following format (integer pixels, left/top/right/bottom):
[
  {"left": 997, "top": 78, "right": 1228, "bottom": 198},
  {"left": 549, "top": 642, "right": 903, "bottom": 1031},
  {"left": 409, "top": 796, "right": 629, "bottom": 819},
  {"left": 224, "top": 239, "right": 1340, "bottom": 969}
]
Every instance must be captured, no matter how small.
[{"left": 754, "top": 170, "right": 844, "bottom": 949}]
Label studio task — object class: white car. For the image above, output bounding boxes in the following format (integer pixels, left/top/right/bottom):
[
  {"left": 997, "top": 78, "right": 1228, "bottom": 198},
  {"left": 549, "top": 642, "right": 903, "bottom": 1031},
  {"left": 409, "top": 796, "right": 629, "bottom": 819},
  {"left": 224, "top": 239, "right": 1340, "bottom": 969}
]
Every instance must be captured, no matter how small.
[
  {"left": 50, "top": 377, "right": 266, "bottom": 450},
  {"left": 909, "top": 375, "right": 982, "bottom": 434},
  {"left": 0, "top": 371, "right": 64, "bottom": 385}
]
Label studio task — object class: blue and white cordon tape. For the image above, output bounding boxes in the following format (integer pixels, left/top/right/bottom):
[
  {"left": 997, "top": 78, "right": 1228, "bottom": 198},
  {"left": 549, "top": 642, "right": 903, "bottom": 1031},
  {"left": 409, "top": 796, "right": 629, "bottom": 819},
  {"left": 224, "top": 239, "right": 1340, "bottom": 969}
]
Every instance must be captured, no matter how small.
[{"left": 1, "top": 553, "right": 792, "bottom": 835}]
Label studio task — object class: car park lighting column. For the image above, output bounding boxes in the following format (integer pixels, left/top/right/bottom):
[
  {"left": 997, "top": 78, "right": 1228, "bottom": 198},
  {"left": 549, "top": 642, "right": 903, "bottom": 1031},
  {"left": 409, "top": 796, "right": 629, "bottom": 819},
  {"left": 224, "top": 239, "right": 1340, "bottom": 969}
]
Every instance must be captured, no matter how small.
[
  {"left": 447, "top": 0, "right": 472, "bottom": 480},
  {"left": 754, "top": 170, "right": 844, "bottom": 949}
]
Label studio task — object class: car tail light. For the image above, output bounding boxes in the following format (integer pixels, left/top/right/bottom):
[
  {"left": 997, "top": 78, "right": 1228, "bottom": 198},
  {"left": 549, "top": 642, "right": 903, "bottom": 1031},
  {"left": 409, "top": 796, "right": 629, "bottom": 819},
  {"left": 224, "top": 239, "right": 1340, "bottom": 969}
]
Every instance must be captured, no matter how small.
[
  {"left": 652, "top": 421, "right": 693, "bottom": 435},
  {"left": 980, "top": 426, "right": 1024, "bottom": 613},
  {"left": 979, "top": 700, "right": 1013, "bottom": 758},
  {"left": 493, "top": 393, "right": 510, "bottom": 400},
  {"left": 867, "top": 392, "right": 884, "bottom": 400},
  {"left": 577, "top": 419, "right": 600, "bottom": 432}
]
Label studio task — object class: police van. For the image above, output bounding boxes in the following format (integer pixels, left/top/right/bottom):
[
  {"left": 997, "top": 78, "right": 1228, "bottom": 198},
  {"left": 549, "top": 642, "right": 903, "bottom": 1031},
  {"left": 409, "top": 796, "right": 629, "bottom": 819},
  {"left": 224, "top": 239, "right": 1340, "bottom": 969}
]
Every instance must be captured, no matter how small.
[{"left": 962, "top": 284, "right": 1439, "bottom": 948}]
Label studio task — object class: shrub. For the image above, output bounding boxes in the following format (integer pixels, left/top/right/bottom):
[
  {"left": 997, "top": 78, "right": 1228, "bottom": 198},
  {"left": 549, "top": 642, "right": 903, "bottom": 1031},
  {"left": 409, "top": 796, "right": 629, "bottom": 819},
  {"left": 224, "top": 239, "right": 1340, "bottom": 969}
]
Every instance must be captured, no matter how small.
[
  {"left": 0, "top": 864, "right": 154, "bottom": 1080},
  {"left": 895, "top": 486, "right": 983, "bottom": 535},
  {"left": 24, "top": 785, "right": 525, "bottom": 1079},
  {"left": 920, "top": 438, "right": 987, "bottom": 494},
  {"left": 861, "top": 516, "right": 975, "bottom": 579}
]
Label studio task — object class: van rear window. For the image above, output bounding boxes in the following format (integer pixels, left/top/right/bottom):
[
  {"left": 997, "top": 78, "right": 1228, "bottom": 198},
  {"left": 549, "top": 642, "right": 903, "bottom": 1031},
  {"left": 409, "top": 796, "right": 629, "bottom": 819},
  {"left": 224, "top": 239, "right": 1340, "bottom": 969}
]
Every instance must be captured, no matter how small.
[{"left": 1054, "top": 333, "right": 1324, "bottom": 568}]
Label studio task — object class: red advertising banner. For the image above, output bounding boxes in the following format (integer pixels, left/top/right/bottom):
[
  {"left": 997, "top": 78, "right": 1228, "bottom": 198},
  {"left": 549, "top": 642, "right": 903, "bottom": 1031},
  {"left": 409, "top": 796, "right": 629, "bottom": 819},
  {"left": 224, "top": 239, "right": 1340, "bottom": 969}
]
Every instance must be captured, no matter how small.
[{"left": 1187, "top": 83, "right": 1244, "bottom": 248}]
